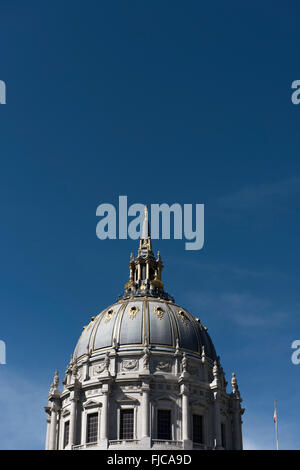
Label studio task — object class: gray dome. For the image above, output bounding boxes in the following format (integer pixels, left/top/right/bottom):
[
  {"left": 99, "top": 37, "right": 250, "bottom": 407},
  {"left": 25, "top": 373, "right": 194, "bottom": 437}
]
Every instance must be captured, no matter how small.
[{"left": 74, "top": 298, "right": 217, "bottom": 361}]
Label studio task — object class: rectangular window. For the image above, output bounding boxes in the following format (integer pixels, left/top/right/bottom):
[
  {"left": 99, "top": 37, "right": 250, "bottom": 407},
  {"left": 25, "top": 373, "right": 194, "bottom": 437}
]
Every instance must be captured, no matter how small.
[
  {"left": 221, "top": 423, "right": 226, "bottom": 448},
  {"left": 157, "top": 409, "right": 171, "bottom": 440},
  {"left": 86, "top": 412, "right": 98, "bottom": 443},
  {"left": 192, "top": 414, "right": 203, "bottom": 443},
  {"left": 120, "top": 409, "right": 134, "bottom": 440},
  {"left": 63, "top": 421, "right": 70, "bottom": 448}
]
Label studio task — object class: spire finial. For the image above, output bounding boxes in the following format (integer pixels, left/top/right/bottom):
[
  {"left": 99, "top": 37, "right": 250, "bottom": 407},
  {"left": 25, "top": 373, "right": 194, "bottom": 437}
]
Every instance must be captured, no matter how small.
[
  {"left": 141, "top": 205, "right": 150, "bottom": 240},
  {"left": 49, "top": 370, "right": 59, "bottom": 395},
  {"left": 121, "top": 203, "right": 174, "bottom": 303},
  {"left": 231, "top": 372, "right": 240, "bottom": 397}
]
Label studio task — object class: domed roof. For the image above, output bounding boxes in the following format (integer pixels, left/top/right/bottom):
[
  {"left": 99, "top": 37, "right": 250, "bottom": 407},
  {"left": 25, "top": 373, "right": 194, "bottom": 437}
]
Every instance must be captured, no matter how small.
[
  {"left": 73, "top": 206, "right": 217, "bottom": 362},
  {"left": 74, "top": 298, "right": 216, "bottom": 361}
]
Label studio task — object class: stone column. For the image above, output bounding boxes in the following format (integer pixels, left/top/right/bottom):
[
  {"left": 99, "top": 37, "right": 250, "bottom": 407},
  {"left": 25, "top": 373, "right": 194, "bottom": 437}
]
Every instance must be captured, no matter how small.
[
  {"left": 99, "top": 383, "right": 110, "bottom": 448},
  {"left": 69, "top": 395, "right": 78, "bottom": 447},
  {"left": 142, "top": 389, "right": 149, "bottom": 437},
  {"left": 232, "top": 402, "right": 243, "bottom": 449},
  {"left": 180, "top": 382, "right": 192, "bottom": 449},
  {"left": 141, "top": 382, "right": 150, "bottom": 444},
  {"left": 181, "top": 387, "right": 190, "bottom": 441},
  {"left": 213, "top": 392, "right": 222, "bottom": 449},
  {"left": 100, "top": 392, "right": 108, "bottom": 439},
  {"left": 45, "top": 414, "right": 51, "bottom": 450},
  {"left": 49, "top": 404, "right": 58, "bottom": 450}
]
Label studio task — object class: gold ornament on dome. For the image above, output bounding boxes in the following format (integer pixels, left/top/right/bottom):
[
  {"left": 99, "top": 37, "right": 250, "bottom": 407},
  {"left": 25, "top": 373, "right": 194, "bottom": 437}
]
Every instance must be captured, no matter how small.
[
  {"left": 176, "top": 309, "right": 189, "bottom": 324},
  {"left": 154, "top": 305, "right": 165, "bottom": 319},
  {"left": 104, "top": 309, "right": 115, "bottom": 323},
  {"left": 129, "top": 305, "right": 139, "bottom": 319}
]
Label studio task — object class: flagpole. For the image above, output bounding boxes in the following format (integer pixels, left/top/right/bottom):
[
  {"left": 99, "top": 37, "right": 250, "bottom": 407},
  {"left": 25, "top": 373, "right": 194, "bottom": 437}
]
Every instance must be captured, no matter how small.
[{"left": 274, "top": 400, "right": 279, "bottom": 450}]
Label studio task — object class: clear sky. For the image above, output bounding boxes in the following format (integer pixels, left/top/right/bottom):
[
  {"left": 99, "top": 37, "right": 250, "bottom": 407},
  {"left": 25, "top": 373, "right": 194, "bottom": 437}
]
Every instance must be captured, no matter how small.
[{"left": 0, "top": 1, "right": 299, "bottom": 450}]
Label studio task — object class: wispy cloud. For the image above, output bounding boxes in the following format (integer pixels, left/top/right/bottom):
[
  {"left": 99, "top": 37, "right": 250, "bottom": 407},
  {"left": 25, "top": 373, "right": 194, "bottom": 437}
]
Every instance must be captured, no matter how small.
[
  {"left": 218, "top": 177, "right": 300, "bottom": 211},
  {"left": 169, "top": 256, "right": 286, "bottom": 281},
  {"left": 186, "top": 291, "right": 288, "bottom": 328}
]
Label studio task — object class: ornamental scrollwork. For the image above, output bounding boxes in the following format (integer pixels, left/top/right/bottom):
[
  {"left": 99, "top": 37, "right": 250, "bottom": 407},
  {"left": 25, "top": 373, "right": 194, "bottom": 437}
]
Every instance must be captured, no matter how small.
[
  {"left": 104, "top": 309, "right": 115, "bottom": 323},
  {"left": 93, "top": 362, "right": 105, "bottom": 375},
  {"left": 153, "top": 305, "right": 165, "bottom": 319},
  {"left": 176, "top": 309, "right": 189, "bottom": 325},
  {"left": 129, "top": 305, "right": 139, "bottom": 319},
  {"left": 122, "top": 359, "right": 138, "bottom": 371},
  {"left": 155, "top": 360, "right": 171, "bottom": 372}
]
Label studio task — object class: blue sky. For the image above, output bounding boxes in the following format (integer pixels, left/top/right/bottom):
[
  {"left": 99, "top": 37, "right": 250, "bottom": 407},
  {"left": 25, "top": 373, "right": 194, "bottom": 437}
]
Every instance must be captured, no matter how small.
[{"left": 0, "top": 1, "right": 300, "bottom": 449}]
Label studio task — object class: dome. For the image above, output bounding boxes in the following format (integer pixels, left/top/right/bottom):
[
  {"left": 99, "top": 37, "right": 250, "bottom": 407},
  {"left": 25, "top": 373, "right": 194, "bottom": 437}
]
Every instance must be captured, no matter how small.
[
  {"left": 73, "top": 298, "right": 217, "bottom": 361},
  {"left": 74, "top": 207, "right": 217, "bottom": 362},
  {"left": 45, "top": 206, "right": 244, "bottom": 452}
]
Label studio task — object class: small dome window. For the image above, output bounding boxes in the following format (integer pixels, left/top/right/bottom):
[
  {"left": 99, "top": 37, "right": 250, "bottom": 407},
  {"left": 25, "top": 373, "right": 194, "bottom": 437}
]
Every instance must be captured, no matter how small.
[
  {"left": 104, "top": 309, "right": 115, "bottom": 323},
  {"left": 176, "top": 309, "right": 189, "bottom": 325},
  {"left": 153, "top": 305, "right": 165, "bottom": 319},
  {"left": 129, "top": 305, "right": 139, "bottom": 319}
]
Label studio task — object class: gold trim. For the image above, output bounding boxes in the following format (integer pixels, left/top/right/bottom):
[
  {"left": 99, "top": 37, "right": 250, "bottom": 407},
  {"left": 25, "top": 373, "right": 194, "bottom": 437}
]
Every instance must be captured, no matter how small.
[
  {"left": 89, "top": 301, "right": 124, "bottom": 352},
  {"left": 142, "top": 299, "right": 146, "bottom": 345},
  {"left": 113, "top": 300, "right": 128, "bottom": 347},
  {"left": 146, "top": 299, "right": 150, "bottom": 345},
  {"left": 163, "top": 302, "right": 176, "bottom": 348}
]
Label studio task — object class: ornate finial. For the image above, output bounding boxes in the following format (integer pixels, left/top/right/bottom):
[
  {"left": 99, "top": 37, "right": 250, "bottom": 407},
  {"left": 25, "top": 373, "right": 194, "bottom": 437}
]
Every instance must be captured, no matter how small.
[
  {"left": 72, "top": 362, "right": 78, "bottom": 377},
  {"left": 49, "top": 370, "right": 59, "bottom": 395},
  {"left": 121, "top": 204, "right": 175, "bottom": 303},
  {"left": 213, "top": 360, "right": 219, "bottom": 378},
  {"left": 231, "top": 372, "right": 240, "bottom": 397},
  {"left": 141, "top": 205, "right": 149, "bottom": 239},
  {"left": 54, "top": 370, "right": 59, "bottom": 386}
]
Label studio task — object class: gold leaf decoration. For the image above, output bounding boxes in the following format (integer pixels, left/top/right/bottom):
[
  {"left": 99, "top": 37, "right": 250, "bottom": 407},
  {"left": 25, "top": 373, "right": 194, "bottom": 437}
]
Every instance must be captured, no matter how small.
[
  {"left": 104, "top": 309, "right": 115, "bottom": 323},
  {"left": 154, "top": 305, "right": 165, "bottom": 319},
  {"left": 176, "top": 309, "right": 189, "bottom": 324},
  {"left": 129, "top": 305, "right": 139, "bottom": 319}
]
